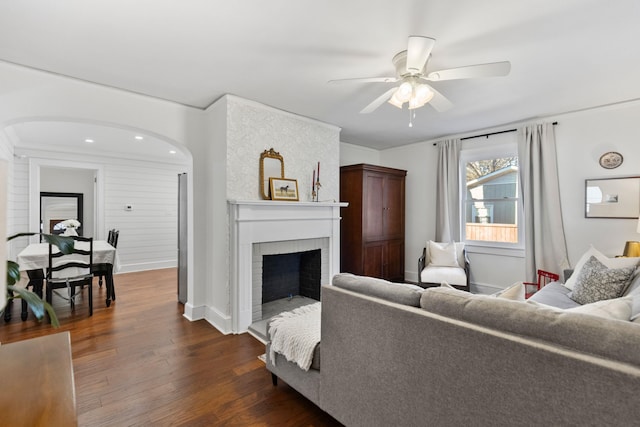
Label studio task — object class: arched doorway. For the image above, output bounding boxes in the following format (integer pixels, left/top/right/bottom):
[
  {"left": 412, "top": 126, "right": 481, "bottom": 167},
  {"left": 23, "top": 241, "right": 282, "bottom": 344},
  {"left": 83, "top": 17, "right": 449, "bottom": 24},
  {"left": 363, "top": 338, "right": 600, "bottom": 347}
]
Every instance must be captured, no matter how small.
[{"left": 4, "top": 118, "right": 194, "bottom": 306}]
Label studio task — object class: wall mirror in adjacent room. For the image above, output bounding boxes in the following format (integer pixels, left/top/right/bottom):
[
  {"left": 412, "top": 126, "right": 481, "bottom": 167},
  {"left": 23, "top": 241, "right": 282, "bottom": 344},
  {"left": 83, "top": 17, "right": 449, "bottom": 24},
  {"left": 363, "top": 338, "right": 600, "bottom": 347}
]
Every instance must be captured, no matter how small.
[
  {"left": 40, "top": 192, "right": 84, "bottom": 237},
  {"left": 585, "top": 176, "right": 640, "bottom": 218},
  {"left": 260, "top": 148, "right": 284, "bottom": 199}
]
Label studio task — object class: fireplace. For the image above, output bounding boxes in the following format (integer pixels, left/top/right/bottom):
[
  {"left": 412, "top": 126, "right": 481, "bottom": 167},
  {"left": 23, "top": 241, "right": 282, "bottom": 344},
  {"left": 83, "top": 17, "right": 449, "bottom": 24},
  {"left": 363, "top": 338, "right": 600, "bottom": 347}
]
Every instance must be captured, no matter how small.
[
  {"left": 252, "top": 239, "right": 327, "bottom": 322},
  {"left": 229, "top": 200, "right": 346, "bottom": 333},
  {"left": 262, "top": 250, "right": 321, "bottom": 303}
]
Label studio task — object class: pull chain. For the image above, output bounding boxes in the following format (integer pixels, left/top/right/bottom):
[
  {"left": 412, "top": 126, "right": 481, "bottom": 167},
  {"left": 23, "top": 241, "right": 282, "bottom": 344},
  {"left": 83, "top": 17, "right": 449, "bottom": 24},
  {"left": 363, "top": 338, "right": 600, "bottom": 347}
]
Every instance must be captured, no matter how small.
[{"left": 408, "top": 109, "right": 416, "bottom": 128}]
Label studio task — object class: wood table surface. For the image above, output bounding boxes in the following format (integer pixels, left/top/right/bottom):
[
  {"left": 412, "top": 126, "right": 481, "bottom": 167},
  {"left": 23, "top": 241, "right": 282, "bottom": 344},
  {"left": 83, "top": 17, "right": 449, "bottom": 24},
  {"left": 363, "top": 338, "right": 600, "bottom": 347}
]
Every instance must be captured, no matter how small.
[{"left": 0, "top": 331, "right": 77, "bottom": 426}]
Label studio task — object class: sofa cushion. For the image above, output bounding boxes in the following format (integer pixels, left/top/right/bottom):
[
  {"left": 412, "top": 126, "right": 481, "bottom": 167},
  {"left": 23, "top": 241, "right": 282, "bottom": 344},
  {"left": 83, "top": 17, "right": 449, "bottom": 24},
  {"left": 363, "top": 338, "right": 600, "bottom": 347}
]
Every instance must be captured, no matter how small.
[
  {"left": 492, "top": 282, "right": 526, "bottom": 301},
  {"left": 564, "top": 245, "right": 640, "bottom": 290},
  {"left": 623, "top": 270, "right": 640, "bottom": 296},
  {"left": 420, "top": 287, "right": 640, "bottom": 366},
  {"left": 332, "top": 273, "right": 423, "bottom": 307},
  {"left": 567, "top": 297, "right": 633, "bottom": 320},
  {"left": 528, "top": 282, "right": 581, "bottom": 309},
  {"left": 529, "top": 297, "right": 633, "bottom": 321},
  {"left": 421, "top": 266, "right": 467, "bottom": 287},
  {"left": 569, "top": 256, "right": 635, "bottom": 304}
]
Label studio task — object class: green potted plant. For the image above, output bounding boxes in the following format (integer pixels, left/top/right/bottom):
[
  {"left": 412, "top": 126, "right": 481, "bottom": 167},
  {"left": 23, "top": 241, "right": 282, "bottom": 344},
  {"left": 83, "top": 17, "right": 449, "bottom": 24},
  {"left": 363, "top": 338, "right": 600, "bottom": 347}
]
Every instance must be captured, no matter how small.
[{"left": 4, "top": 233, "right": 75, "bottom": 327}]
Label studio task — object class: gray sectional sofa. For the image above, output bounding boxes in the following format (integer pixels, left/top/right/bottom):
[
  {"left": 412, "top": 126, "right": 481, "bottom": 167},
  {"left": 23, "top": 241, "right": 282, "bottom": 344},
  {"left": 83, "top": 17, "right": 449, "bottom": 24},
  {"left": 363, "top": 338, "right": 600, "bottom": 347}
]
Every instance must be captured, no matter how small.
[{"left": 266, "top": 273, "right": 640, "bottom": 426}]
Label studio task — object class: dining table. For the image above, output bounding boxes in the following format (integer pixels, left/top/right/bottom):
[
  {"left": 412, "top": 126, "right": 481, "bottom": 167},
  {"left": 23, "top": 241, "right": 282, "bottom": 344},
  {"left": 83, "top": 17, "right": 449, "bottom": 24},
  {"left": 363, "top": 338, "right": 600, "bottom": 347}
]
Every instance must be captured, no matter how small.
[{"left": 16, "top": 240, "right": 119, "bottom": 317}]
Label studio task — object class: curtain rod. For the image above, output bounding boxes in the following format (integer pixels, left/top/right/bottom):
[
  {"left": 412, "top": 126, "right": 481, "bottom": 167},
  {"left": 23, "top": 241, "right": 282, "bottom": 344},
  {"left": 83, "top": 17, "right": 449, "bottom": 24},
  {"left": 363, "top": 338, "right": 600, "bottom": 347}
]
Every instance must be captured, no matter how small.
[{"left": 432, "top": 122, "right": 558, "bottom": 146}]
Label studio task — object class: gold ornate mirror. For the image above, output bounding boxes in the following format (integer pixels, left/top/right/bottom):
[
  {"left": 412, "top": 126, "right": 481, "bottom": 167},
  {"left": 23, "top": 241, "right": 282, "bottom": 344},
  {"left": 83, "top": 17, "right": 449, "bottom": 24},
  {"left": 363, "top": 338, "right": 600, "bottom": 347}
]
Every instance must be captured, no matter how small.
[{"left": 260, "top": 148, "right": 284, "bottom": 199}]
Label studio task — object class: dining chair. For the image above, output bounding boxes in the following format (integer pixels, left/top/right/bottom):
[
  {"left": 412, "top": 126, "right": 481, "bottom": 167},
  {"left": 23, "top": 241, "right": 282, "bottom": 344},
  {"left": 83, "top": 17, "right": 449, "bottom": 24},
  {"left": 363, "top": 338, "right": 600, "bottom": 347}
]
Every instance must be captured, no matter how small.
[
  {"left": 46, "top": 236, "right": 94, "bottom": 317},
  {"left": 109, "top": 229, "right": 120, "bottom": 248},
  {"left": 96, "top": 229, "right": 119, "bottom": 288},
  {"left": 93, "top": 229, "right": 119, "bottom": 307},
  {"left": 20, "top": 269, "right": 45, "bottom": 321}
]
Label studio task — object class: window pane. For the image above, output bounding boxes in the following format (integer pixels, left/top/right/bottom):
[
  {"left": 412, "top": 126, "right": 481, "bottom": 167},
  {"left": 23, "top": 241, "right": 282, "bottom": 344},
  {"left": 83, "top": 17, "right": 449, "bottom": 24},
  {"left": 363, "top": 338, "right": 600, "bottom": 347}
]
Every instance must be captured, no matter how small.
[
  {"left": 465, "top": 156, "right": 519, "bottom": 243},
  {"left": 465, "top": 200, "right": 518, "bottom": 243}
]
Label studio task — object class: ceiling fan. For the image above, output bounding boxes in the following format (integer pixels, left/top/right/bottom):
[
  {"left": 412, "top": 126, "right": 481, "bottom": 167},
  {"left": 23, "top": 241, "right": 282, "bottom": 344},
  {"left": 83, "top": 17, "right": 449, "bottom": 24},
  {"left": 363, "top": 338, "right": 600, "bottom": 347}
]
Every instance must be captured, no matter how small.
[{"left": 329, "top": 36, "right": 511, "bottom": 115}]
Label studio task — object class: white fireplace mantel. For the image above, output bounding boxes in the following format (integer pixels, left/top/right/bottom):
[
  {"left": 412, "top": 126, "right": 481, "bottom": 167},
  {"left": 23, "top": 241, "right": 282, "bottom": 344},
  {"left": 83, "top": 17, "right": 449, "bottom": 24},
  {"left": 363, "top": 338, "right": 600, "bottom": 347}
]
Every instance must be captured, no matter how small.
[{"left": 228, "top": 200, "right": 347, "bottom": 333}]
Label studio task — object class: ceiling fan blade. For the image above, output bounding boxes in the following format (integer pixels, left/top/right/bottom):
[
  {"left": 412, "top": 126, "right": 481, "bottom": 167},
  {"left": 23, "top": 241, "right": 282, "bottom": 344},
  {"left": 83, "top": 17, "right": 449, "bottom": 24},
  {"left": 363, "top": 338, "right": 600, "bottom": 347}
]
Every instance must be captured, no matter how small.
[
  {"left": 360, "top": 87, "right": 398, "bottom": 114},
  {"left": 406, "top": 36, "right": 436, "bottom": 74},
  {"left": 423, "top": 84, "right": 453, "bottom": 112},
  {"left": 328, "top": 77, "right": 397, "bottom": 84},
  {"left": 426, "top": 61, "right": 511, "bottom": 81}
]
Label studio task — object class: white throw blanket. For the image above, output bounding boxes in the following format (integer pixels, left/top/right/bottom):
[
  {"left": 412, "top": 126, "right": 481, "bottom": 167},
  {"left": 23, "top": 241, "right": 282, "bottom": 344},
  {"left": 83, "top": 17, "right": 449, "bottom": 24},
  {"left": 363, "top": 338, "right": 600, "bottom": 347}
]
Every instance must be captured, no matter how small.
[{"left": 268, "top": 302, "right": 321, "bottom": 371}]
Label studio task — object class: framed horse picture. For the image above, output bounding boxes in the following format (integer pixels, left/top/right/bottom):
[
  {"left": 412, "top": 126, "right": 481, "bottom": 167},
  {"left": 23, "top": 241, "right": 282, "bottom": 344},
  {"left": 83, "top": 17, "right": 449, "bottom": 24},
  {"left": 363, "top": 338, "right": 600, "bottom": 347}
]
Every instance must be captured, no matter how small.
[{"left": 269, "top": 177, "right": 299, "bottom": 201}]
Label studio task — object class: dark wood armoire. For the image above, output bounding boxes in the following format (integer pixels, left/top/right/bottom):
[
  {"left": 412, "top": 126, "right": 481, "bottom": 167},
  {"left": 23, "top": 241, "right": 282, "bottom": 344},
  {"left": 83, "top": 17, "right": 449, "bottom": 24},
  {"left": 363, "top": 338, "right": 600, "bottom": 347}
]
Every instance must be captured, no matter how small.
[{"left": 340, "top": 164, "right": 407, "bottom": 282}]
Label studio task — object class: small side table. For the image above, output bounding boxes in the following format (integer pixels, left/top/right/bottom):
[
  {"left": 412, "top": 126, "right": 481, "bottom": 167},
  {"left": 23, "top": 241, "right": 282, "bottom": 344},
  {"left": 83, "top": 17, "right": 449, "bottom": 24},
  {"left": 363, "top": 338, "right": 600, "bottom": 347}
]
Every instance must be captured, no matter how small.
[{"left": 0, "top": 332, "right": 77, "bottom": 426}]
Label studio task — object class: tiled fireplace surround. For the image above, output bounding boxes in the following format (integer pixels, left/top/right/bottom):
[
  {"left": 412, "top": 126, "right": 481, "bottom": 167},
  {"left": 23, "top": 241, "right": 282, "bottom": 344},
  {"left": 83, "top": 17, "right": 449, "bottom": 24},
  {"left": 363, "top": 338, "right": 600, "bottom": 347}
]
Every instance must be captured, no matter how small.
[{"left": 228, "top": 200, "right": 346, "bottom": 333}]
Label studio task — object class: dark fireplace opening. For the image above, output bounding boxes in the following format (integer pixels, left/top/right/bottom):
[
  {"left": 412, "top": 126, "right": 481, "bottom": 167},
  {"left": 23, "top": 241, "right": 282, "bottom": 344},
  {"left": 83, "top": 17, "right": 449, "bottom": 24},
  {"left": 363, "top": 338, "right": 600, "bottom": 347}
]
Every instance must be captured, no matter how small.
[{"left": 262, "top": 249, "right": 321, "bottom": 304}]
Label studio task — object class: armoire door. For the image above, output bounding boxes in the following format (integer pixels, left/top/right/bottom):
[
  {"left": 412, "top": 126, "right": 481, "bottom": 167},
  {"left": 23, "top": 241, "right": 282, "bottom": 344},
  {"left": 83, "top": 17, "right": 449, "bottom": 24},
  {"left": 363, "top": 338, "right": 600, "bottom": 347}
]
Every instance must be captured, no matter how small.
[
  {"left": 383, "top": 175, "right": 405, "bottom": 240},
  {"left": 363, "top": 242, "right": 385, "bottom": 278},
  {"left": 363, "top": 172, "right": 384, "bottom": 240},
  {"left": 385, "top": 239, "right": 404, "bottom": 282}
]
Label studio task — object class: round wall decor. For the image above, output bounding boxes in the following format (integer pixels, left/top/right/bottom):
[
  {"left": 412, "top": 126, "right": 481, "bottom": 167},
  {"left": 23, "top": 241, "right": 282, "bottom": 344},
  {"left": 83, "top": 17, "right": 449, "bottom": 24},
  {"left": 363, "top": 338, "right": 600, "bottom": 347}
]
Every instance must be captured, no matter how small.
[{"left": 599, "top": 151, "right": 623, "bottom": 169}]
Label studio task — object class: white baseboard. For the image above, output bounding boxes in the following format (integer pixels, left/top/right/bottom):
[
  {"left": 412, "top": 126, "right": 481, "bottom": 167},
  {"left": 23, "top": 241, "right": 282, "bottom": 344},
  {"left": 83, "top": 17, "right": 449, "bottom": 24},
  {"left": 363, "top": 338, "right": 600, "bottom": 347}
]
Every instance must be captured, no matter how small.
[
  {"left": 405, "top": 270, "right": 419, "bottom": 283},
  {"left": 472, "top": 282, "right": 504, "bottom": 295},
  {"left": 116, "top": 260, "right": 177, "bottom": 274},
  {"left": 183, "top": 303, "right": 233, "bottom": 335},
  {"left": 205, "top": 305, "right": 233, "bottom": 335},
  {"left": 182, "top": 302, "right": 205, "bottom": 321}
]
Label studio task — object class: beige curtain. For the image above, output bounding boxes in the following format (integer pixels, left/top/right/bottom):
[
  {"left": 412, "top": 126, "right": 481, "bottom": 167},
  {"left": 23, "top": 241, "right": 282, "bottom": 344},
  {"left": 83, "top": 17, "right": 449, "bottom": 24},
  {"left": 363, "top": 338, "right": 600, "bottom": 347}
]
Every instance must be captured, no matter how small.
[
  {"left": 435, "top": 138, "right": 461, "bottom": 242},
  {"left": 518, "top": 123, "right": 569, "bottom": 282}
]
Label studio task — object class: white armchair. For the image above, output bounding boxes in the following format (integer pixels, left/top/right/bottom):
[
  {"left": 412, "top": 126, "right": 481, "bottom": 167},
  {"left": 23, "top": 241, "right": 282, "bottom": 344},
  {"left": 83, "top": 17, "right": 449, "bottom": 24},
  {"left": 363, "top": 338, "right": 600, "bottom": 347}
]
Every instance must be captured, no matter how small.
[{"left": 418, "top": 241, "right": 470, "bottom": 291}]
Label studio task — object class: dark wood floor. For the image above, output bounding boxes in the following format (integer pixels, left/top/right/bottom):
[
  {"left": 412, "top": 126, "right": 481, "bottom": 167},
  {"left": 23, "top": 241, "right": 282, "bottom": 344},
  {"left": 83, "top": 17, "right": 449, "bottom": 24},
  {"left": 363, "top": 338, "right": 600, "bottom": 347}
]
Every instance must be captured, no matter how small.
[{"left": 1, "top": 268, "right": 342, "bottom": 426}]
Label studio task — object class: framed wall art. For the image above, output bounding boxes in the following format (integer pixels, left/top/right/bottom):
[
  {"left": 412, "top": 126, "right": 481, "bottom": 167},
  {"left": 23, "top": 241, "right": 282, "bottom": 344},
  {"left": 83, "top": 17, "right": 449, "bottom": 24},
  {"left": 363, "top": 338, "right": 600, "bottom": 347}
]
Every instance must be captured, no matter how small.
[
  {"left": 269, "top": 177, "right": 299, "bottom": 201},
  {"left": 585, "top": 176, "right": 640, "bottom": 218}
]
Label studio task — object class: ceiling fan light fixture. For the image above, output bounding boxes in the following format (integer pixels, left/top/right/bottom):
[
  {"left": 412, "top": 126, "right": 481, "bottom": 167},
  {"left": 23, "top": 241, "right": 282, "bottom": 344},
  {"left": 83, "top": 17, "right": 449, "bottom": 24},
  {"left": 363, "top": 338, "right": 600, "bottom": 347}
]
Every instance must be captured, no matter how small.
[
  {"left": 414, "top": 84, "right": 434, "bottom": 104},
  {"left": 408, "top": 97, "right": 426, "bottom": 110},
  {"left": 388, "top": 93, "right": 404, "bottom": 109},
  {"left": 395, "top": 81, "right": 413, "bottom": 102}
]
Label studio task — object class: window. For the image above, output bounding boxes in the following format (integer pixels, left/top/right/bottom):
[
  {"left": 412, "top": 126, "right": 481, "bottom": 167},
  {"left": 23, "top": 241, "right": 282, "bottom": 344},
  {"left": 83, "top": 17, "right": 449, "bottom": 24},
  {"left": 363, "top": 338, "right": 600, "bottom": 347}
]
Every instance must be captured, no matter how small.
[{"left": 460, "top": 143, "right": 523, "bottom": 250}]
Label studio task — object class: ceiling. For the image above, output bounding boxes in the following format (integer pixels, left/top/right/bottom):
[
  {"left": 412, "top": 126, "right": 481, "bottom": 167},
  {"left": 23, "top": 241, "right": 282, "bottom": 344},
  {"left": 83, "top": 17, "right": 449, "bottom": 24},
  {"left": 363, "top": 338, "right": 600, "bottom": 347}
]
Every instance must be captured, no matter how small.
[
  {"left": 2, "top": 0, "right": 640, "bottom": 151},
  {"left": 6, "top": 121, "right": 190, "bottom": 163}
]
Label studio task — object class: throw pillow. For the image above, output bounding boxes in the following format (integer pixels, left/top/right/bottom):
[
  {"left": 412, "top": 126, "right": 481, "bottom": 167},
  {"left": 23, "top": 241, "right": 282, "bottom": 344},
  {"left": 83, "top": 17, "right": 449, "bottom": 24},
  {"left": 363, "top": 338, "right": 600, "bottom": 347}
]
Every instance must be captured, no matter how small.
[
  {"left": 528, "top": 297, "right": 633, "bottom": 321},
  {"left": 440, "top": 281, "right": 454, "bottom": 289},
  {"left": 438, "top": 281, "right": 469, "bottom": 294},
  {"left": 565, "top": 245, "right": 640, "bottom": 290},
  {"left": 453, "top": 242, "right": 466, "bottom": 269},
  {"left": 566, "top": 296, "right": 633, "bottom": 321},
  {"left": 569, "top": 256, "right": 635, "bottom": 305},
  {"left": 493, "top": 282, "right": 525, "bottom": 301},
  {"left": 428, "top": 241, "right": 459, "bottom": 267},
  {"left": 623, "top": 269, "right": 640, "bottom": 296}
]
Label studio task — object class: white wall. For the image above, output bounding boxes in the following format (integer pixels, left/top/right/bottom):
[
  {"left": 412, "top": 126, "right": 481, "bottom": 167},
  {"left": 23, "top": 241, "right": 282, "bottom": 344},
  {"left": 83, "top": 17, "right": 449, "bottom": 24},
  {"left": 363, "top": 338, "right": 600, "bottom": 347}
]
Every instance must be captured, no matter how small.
[
  {"left": 200, "top": 95, "right": 341, "bottom": 333},
  {"left": 343, "top": 100, "right": 640, "bottom": 293},
  {"left": 103, "top": 160, "right": 184, "bottom": 273},
  {"left": 554, "top": 101, "right": 640, "bottom": 264},
  {"left": 340, "top": 141, "right": 380, "bottom": 166},
  {"left": 0, "top": 132, "right": 21, "bottom": 239}
]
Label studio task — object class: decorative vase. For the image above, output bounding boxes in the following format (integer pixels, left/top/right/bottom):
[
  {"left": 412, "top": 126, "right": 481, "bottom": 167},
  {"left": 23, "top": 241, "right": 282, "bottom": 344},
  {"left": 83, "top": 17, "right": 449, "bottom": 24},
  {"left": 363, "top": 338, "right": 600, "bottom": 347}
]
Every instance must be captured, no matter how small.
[{"left": 62, "top": 228, "right": 78, "bottom": 236}]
